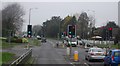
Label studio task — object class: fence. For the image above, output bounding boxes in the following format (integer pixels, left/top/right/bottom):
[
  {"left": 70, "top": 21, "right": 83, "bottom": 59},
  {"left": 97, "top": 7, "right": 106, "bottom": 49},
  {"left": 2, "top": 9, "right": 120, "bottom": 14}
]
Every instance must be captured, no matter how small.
[
  {"left": 82, "top": 39, "right": 114, "bottom": 44},
  {"left": 9, "top": 49, "right": 32, "bottom": 66}
]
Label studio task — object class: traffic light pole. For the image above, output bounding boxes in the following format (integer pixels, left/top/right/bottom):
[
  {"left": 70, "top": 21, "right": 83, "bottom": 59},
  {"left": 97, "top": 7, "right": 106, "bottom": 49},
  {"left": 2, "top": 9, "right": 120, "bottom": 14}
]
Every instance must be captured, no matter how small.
[
  {"left": 29, "top": 8, "right": 31, "bottom": 25},
  {"left": 70, "top": 38, "right": 72, "bottom": 58}
]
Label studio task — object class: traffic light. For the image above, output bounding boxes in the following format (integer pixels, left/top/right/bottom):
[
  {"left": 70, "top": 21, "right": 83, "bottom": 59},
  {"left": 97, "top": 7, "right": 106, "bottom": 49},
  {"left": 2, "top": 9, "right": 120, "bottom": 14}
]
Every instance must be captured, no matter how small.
[
  {"left": 68, "top": 25, "right": 76, "bottom": 38},
  {"left": 108, "top": 27, "right": 112, "bottom": 38},
  {"left": 27, "top": 25, "right": 32, "bottom": 38},
  {"left": 62, "top": 32, "right": 67, "bottom": 37}
]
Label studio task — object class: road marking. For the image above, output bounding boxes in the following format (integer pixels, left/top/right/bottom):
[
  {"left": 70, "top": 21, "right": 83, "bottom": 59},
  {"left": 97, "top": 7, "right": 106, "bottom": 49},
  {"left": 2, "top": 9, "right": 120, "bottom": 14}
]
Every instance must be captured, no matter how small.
[
  {"left": 84, "top": 62, "right": 89, "bottom": 66},
  {"left": 70, "top": 62, "right": 76, "bottom": 66}
]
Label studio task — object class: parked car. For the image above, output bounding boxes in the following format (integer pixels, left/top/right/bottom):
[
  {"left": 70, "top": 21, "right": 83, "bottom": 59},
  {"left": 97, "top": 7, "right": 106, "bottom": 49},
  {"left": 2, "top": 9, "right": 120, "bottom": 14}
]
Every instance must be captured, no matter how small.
[
  {"left": 85, "top": 47, "right": 105, "bottom": 61},
  {"left": 104, "top": 49, "right": 120, "bottom": 66},
  {"left": 41, "top": 38, "right": 46, "bottom": 42}
]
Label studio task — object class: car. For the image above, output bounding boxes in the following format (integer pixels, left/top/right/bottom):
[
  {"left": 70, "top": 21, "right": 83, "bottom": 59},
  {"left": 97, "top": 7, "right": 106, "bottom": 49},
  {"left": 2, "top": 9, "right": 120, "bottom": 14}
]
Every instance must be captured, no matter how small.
[
  {"left": 67, "top": 38, "right": 77, "bottom": 47},
  {"left": 41, "top": 38, "right": 46, "bottom": 42},
  {"left": 85, "top": 47, "right": 105, "bottom": 61},
  {"left": 104, "top": 49, "right": 120, "bottom": 66},
  {"left": 37, "top": 35, "right": 41, "bottom": 40},
  {"left": 84, "top": 43, "right": 94, "bottom": 49}
]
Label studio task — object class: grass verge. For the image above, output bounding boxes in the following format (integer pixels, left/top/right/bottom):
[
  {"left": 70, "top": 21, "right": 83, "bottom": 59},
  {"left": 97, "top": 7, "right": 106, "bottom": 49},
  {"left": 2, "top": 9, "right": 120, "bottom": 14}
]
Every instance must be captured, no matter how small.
[
  {"left": 28, "top": 38, "right": 41, "bottom": 46},
  {"left": 2, "top": 40, "right": 19, "bottom": 49},
  {"left": 0, "top": 52, "right": 16, "bottom": 65}
]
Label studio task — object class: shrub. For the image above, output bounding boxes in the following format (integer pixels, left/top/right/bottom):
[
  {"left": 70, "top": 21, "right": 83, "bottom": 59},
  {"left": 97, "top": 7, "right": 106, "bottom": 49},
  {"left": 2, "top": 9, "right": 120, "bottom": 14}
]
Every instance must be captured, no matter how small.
[
  {"left": 22, "top": 38, "right": 28, "bottom": 43},
  {"left": 15, "top": 39, "right": 22, "bottom": 43}
]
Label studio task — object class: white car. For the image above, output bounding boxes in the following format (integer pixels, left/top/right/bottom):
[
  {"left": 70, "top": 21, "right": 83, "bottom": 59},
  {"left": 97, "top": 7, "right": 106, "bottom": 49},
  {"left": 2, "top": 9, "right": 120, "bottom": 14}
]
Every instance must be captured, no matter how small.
[
  {"left": 67, "top": 38, "right": 77, "bottom": 47},
  {"left": 85, "top": 48, "right": 105, "bottom": 61},
  {"left": 37, "top": 35, "right": 41, "bottom": 40}
]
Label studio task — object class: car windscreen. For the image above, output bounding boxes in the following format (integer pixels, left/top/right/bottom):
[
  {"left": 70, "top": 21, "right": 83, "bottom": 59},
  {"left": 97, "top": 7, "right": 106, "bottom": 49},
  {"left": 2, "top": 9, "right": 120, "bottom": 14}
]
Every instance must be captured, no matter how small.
[
  {"left": 71, "top": 38, "right": 77, "bottom": 42},
  {"left": 114, "top": 51, "right": 120, "bottom": 57},
  {"left": 92, "top": 49, "right": 104, "bottom": 52}
]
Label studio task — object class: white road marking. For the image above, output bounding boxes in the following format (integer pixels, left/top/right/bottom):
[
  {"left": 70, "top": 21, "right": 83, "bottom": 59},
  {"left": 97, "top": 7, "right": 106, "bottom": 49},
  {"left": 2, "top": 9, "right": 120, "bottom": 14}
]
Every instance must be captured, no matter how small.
[{"left": 84, "top": 62, "right": 89, "bottom": 66}]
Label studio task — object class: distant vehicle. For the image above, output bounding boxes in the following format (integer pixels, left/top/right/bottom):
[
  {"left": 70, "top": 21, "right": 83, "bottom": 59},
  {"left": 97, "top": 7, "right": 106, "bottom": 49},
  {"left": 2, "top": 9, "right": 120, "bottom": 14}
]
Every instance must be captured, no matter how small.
[
  {"left": 84, "top": 43, "right": 94, "bottom": 49},
  {"left": 85, "top": 47, "right": 105, "bottom": 61},
  {"left": 67, "top": 38, "right": 77, "bottom": 47},
  {"left": 41, "top": 38, "right": 46, "bottom": 42},
  {"left": 37, "top": 35, "right": 41, "bottom": 40},
  {"left": 104, "top": 49, "right": 120, "bottom": 66},
  {"left": 77, "top": 40, "right": 85, "bottom": 46}
]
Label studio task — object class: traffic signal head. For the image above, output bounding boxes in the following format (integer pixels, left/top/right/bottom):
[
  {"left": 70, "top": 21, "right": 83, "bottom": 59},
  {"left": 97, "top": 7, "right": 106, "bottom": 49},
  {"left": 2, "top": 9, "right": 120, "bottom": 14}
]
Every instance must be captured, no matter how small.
[
  {"left": 27, "top": 25, "right": 32, "bottom": 38},
  {"left": 108, "top": 27, "right": 112, "bottom": 38},
  {"left": 68, "top": 25, "right": 76, "bottom": 38},
  {"left": 108, "top": 28, "right": 112, "bottom": 31}
]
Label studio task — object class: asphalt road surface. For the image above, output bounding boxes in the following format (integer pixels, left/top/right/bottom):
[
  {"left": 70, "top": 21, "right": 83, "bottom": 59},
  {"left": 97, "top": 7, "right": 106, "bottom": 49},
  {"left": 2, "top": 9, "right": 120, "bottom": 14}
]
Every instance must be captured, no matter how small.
[{"left": 32, "top": 39, "right": 104, "bottom": 66}]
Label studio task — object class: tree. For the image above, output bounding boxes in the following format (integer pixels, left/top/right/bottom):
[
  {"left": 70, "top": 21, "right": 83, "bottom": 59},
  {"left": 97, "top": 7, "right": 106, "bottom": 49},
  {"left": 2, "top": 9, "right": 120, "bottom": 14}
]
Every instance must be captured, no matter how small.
[
  {"left": 62, "top": 15, "right": 72, "bottom": 32},
  {"left": 42, "top": 16, "right": 62, "bottom": 38},
  {"left": 2, "top": 3, "right": 25, "bottom": 37},
  {"left": 78, "top": 12, "right": 89, "bottom": 39},
  {"left": 106, "top": 21, "right": 119, "bottom": 28},
  {"left": 32, "top": 25, "right": 42, "bottom": 36}
]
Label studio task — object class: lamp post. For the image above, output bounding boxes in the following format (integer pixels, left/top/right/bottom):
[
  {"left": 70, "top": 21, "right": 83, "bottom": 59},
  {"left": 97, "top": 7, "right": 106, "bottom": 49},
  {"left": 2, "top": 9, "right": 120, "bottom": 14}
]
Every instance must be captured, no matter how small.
[{"left": 29, "top": 8, "right": 38, "bottom": 25}]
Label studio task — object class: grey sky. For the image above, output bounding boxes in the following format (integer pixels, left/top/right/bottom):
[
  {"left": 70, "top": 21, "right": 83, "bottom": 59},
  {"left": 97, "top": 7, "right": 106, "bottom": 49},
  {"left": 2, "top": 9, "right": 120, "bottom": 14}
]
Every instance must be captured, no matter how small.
[{"left": 2, "top": 2, "right": 118, "bottom": 31}]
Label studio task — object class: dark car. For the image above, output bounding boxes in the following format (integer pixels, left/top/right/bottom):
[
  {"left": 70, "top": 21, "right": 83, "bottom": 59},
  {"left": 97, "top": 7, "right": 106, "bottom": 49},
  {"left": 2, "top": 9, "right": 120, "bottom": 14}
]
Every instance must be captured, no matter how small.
[
  {"left": 104, "top": 49, "right": 120, "bottom": 66},
  {"left": 41, "top": 38, "right": 46, "bottom": 42}
]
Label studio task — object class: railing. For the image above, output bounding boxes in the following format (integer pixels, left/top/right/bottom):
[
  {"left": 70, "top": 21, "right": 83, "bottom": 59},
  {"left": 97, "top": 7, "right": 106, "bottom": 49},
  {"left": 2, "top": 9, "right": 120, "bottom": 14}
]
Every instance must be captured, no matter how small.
[{"left": 9, "top": 49, "right": 32, "bottom": 66}]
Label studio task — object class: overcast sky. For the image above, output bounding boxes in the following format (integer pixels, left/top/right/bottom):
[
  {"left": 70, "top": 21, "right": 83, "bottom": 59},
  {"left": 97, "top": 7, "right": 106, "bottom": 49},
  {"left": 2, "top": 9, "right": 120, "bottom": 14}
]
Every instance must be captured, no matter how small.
[{"left": 1, "top": 1, "right": 119, "bottom": 31}]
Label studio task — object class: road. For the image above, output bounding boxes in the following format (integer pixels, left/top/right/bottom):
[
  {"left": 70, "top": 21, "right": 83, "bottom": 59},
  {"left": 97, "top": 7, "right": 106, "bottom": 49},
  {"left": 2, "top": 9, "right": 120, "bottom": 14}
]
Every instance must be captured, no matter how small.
[{"left": 32, "top": 39, "right": 104, "bottom": 66}]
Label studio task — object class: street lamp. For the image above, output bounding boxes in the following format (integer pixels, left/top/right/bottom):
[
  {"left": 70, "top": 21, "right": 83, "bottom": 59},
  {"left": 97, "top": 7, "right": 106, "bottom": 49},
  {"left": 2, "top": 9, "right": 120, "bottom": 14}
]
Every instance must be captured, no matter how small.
[{"left": 29, "top": 8, "right": 38, "bottom": 25}]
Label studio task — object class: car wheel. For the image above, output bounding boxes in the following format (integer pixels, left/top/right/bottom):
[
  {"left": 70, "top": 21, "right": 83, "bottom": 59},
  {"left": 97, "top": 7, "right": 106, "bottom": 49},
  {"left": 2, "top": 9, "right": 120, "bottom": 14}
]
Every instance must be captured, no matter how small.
[
  {"left": 88, "top": 57, "right": 91, "bottom": 62},
  {"left": 104, "top": 63, "right": 110, "bottom": 66},
  {"left": 85, "top": 56, "right": 87, "bottom": 60},
  {"left": 104, "top": 64, "right": 107, "bottom": 66},
  {"left": 75, "top": 45, "right": 77, "bottom": 47}
]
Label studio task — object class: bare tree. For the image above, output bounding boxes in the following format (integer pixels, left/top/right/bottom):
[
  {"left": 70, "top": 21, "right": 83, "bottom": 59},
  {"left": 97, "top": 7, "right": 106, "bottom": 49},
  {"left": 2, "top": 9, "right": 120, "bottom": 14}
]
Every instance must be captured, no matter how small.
[
  {"left": 88, "top": 15, "right": 95, "bottom": 38},
  {"left": 2, "top": 3, "right": 25, "bottom": 37},
  {"left": 32, "top": 25, "right": 42, "bottom": 36},
  {"left": 78, "top": 12, "right": 89, "bottom": 39}
]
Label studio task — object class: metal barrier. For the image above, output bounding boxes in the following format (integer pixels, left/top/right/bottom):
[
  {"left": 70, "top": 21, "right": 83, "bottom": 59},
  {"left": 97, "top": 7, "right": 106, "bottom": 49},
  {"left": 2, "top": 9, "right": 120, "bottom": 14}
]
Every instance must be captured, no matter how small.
[{"left": 9, "top": 49, "right": 32, "bottom": 66}]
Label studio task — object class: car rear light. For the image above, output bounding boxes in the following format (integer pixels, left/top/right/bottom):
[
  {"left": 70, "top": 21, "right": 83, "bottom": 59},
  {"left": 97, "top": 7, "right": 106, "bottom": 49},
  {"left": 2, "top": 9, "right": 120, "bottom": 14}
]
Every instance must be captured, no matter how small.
[
  {"left": 112, "top": 56, "right": 114, "bottom": 61},
  {"left": 90, "top": 53, "right": 94, "bottom": 55}
]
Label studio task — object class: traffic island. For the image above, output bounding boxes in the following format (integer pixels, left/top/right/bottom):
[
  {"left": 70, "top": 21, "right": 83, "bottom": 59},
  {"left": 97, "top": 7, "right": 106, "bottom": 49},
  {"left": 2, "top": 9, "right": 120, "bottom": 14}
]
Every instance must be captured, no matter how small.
[{"left": 64, "top": 55, "right": 85, "bottom": 64}]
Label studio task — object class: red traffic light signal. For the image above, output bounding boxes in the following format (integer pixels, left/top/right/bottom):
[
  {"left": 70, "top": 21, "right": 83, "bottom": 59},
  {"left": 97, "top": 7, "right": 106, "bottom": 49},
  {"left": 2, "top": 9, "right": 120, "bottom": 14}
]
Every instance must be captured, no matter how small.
[{"left": 108, "top": 28, "right": 112, "bottom": 31}]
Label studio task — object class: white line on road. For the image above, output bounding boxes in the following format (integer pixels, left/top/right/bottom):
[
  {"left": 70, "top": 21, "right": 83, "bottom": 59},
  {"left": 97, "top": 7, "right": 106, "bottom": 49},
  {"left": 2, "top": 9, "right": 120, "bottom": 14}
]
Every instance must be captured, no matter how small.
[
  {"left": 70, "top": 62, "right": 76, "bottom": 66},
  {"left": 84, "top": 62, "right": 89, "bottom": 66}
]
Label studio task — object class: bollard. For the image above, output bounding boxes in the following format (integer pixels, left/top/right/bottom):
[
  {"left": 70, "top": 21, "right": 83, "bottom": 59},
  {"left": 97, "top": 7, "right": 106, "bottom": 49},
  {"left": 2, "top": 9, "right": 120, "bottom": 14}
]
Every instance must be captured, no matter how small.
[
  {"left": 74, "top": 51, "right": 79, "bottom": 61},
  {"left": 66, "top": 47, "right": 70, "bottom": 56},
  {"left": 53, "top": 44, "right": 55, "bottom": 47},
  {"left": 62, "top": 44, "right": 64, "bottom": 48}
]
